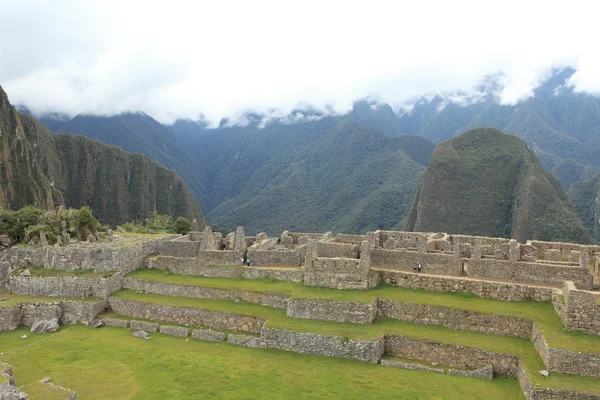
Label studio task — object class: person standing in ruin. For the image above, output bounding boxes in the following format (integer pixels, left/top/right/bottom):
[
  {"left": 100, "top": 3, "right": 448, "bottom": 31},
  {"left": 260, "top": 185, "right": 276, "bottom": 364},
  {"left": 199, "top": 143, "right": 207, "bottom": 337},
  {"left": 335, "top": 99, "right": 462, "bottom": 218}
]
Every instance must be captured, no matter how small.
[
  {"left": 511, "top": 271, "right": 516, "bottom": 283},
  {"left": 418, "top": 262, "right": 422, "bottom": 273}
]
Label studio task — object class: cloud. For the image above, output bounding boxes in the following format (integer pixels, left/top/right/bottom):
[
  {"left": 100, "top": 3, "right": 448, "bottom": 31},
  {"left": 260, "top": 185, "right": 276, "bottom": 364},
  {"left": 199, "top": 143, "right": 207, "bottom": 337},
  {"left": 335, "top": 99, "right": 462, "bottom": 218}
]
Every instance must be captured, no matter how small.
[{"left": 1, "top": 0, "right": 599, "bottom": 125}]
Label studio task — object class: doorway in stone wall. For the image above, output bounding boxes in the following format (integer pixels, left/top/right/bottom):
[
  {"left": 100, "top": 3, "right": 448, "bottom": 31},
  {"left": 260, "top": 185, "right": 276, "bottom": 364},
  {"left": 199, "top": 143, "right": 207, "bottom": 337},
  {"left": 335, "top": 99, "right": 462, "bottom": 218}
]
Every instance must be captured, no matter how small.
[{"left": 461, "top": 262, "right": 469, "bottom": 277}]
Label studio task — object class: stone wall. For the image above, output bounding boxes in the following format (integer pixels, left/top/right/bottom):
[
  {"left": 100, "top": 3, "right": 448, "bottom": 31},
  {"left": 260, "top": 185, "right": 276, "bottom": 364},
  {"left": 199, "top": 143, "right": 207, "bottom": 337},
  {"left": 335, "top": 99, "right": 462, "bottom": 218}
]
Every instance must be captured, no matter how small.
[
  {"left": 335, "top": 234, "right": 369, "bottom": 245},
  {"left": 0, "top": 235, "right": 174, "bottom": 275},
  {"left": 108, "top": 297, "right": 265, "bottom": 333},
  {"left": 532, "top": 322, "right": 600, "bottom": 379},
  {"left": 150, "top": 257, "right": 304, "bottom": 282},
  {"left": 384, "top": 334, "right": 519, "bottom": 377},
  {"left": 467, "top": 259, "right": 593, "bottom": 289},
  {"left": 315, "top": 242, "right": 358, "bottom": 259},
  {"left": 160, "top": 236, "right": 201, "bottom": 258},
  {"left": 123, "top": 277, "right": 289, "bottom": 309},
  {"left": 228, "top": 328, "right": 384, "bottom": 363},
  {"left": 286, "top": 299, "right": 377, "bottom": 324},
  {"left": 247, "top": 249, "right": 302, "bottom": 267},
  {"left": 378, "top": 299, "right": 533, "bottom": 338},
  {"left": 381, "top": 270, "right": 554, "bottom": 301},
  {"left": 517, "top": 363, "right": 600, "bottom": 400},
  {"left": 240, "top": 267, "right": 304, "bottom": 283},
  {"left": 9, "top": 274, "right": 123, "bottom": 299},
  {"left": 0, "top": 300, "right": 106, "bottom": 331},
  {"left": 554, "top": 281, "right": 600, "bottom": 335},
  {"left": 371, "top": 249, "right": 461, "bottom": 276}
]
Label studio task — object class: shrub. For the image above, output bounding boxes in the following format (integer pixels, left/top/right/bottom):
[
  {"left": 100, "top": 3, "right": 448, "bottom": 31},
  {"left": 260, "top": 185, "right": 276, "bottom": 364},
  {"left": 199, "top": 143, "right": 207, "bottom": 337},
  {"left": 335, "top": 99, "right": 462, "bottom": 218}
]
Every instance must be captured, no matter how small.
[
  {"left": 0, "top": 206, "right": 45, "bottom": 242},
  {"left": 174, "top": 217, "right": 191, "bottom": 235}
]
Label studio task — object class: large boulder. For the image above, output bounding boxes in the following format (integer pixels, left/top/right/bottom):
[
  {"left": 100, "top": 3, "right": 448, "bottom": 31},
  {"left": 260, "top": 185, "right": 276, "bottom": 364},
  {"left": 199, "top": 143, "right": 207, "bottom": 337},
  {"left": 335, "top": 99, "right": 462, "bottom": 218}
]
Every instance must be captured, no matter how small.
[
  {"left": 0, "top": 235, "right": 11, "bottom": 248},
  {"left": 30, "top": 319, "right": 59, "bottom": 334}
]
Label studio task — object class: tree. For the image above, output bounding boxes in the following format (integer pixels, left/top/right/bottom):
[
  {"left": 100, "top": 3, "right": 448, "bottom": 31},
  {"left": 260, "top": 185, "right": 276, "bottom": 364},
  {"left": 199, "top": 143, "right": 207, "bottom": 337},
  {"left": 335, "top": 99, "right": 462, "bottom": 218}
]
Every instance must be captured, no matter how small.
[{"left": 174, "top": 217, "right": 191, "bottom": 235}]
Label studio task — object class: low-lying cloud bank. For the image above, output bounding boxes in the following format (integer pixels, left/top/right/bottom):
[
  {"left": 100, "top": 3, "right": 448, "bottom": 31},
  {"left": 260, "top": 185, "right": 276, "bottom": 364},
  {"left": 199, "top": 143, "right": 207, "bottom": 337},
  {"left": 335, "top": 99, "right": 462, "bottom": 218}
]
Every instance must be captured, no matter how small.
[{"left": 1, "top": 0, "right": 599, "bottom": 126}]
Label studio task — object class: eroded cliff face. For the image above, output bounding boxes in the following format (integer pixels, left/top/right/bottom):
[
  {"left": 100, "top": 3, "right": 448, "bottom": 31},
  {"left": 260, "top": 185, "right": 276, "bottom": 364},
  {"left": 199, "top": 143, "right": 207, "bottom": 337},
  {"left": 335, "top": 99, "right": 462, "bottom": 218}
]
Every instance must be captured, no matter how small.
[
  {"left": 0, "top": 86, "right": 204, "bottom": 228},
  {"left": 405, "top": 127, "right": 593, "bottom": 244}
]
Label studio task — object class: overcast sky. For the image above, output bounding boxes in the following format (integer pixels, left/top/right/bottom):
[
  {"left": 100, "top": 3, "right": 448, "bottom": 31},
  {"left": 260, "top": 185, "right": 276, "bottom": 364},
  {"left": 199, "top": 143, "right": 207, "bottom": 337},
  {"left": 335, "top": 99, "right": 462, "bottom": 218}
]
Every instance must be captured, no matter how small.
[{"left": 0, "top": 0, "right": 598, "bottom": 125}]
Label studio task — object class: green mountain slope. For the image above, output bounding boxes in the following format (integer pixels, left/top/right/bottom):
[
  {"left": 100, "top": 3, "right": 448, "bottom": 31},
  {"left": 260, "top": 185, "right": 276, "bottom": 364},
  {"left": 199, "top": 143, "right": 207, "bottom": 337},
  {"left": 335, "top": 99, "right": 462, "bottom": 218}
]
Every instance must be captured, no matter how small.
[
  {"left": 207, "top": 119, "right": 430, "bottom": 234},
  {"left": 52, "top": 112, "right": 211, "bottom": 209},
  {"left": 404, "top": 127, "right": 593, "bottom": 243},
  {"left": 0, "top": 86, "right": 204, "bottom": 228},
  {"left": 398, "top": 69, "right": 600, "bottom": 191},
  {"left": 568, "top": 175, "right": 600, "bottom": 241}
]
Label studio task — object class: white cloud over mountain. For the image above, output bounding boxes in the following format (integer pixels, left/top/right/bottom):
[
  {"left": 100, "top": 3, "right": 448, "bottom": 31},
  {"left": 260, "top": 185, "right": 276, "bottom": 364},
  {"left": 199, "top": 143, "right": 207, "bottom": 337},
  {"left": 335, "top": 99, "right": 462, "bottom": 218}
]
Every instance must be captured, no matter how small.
[{"left": 1, "top": 0, "right": 598, "bottom": 125}]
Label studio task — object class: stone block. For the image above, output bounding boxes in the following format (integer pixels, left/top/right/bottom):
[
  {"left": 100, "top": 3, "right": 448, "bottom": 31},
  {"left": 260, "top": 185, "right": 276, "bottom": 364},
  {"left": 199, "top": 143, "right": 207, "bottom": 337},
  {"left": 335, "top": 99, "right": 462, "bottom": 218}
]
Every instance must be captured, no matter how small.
[
  {"left": 159, "top": 325, "right": 189, "bottom": 337},
  {"left": 192, "top": 329, "right": 226, "bottom": 342},
  {"left": 130, "top": 320, "right": 159, "bottom": 332}
]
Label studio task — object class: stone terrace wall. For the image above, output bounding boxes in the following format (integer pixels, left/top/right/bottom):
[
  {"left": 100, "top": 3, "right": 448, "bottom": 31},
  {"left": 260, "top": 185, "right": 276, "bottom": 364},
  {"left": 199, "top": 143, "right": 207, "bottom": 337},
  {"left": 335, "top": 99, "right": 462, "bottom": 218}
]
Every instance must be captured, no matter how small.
[
  {"left": 532, "top": 322, "right": 600, "bottom": 379},
  {"left": 371, "top": 249, "right": 460, "bottom": 275},
  {"left": 108, "top": 297, "right": 264, "bottom": 333},
  {"left": 228, "top": 328, "right": 384, "bottom": 363},
  {"left": 286, "top": 299, "right": 377, "bottom": 324},
  {"left": 150, "top": 257, "right": 304, "bottom": 282},
  {"left": 467, "top": 259, "right": 593, "bottom": 289},
  {"left": 123, "top": 277, "right": 289, "bottom": 309},
  {"left": 0, "top": 300, "right": 107, "bottom": 331},
  {"left": 381, "top": 270, "right": 554, "bottom": 301},
  {"left": 9, "top": 274, "right": 122, "bottom": 299},
  {"left": 517, "top": 363, "right": 600, "bottom": 400},
  {"left": 554, "top": 281, "right": 600, "bottom": 335},
  {"left": 384, "top": 334, "right": 519, "bottom": 377},
  {"left": 0, "top": 236, "right": 174, "bottom": 275},
  {"left": 378, "top": 299, "right": 533, "bottom": 338}
]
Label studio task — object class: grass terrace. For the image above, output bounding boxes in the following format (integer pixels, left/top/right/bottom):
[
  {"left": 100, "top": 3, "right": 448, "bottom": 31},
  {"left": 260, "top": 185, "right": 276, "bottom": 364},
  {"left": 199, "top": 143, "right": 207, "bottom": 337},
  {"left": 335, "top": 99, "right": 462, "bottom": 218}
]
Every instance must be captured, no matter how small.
[
  {"left": 110, "top": 289, "right": 600, "bottom": 394},
  {"left": 126, "top": 269, "right": 600, "bottom": 353},
  {"left": 0, "top": 325, "right": 524, "bottom": 400}
]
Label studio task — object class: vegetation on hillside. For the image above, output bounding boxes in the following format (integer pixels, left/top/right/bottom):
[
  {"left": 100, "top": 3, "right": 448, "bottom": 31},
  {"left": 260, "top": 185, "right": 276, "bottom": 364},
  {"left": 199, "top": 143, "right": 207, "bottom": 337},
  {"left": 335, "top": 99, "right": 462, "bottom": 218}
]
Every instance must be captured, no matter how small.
[
  {"left": 117, "top": 210, "right": 191, "bottom": 235},
  {"left": 0, "top": 85, "right": 205, "bottom": 229},
  {"left": 405, "top": 127, "right": 593, "bottom": 243}
]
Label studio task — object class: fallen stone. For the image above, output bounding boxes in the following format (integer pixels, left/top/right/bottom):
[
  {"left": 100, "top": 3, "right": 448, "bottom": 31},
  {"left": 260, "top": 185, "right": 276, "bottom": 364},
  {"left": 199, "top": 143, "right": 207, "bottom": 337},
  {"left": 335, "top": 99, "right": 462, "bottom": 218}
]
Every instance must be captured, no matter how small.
[
  {"left": 89, "top": 319, "right": 104, "bottom": 328},
  {"left": 41, "top": 377, "right": 51, "bottom": 383},
  {"left": 0, "top": 297, "right": 8, "bottom": 302},
  {"left": 20, "top": 269, "right": 31, "bottom": 277},
  {"left": 30, "top": 319, "right": 60, "bottom": 334},
  {"left": 132, "top": 331, "right": 150, "bottom": 340},
  {"left": 20, "top": 334, "right": 27, "bottom": 339},
  {"left": 539, "top": 370, "right": 549, "bottom": 377}
]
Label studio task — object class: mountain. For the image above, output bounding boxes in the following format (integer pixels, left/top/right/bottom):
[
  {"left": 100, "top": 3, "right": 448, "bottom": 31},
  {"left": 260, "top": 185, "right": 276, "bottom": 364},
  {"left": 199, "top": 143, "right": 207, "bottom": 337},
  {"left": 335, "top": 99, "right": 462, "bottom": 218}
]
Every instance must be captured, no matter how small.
[
  {"left": 203, "top": 119, "right": 432, "bottom": 234},
  {"left": 49, "top": 112, "right": 211, "bottom": 209},
  {"left": 0, "top": 86, "right": 204, "bottom": 228},
  {"left": 404, "top": 127, "right": 593, "bottom": 244},
  {"left": 39, "top": 101, "right": 434, "bottom": 235},
  {"left": 398, "top": 68, "right": 600, "bottom": 191},
  {"left": 568, "top": 176, "right": 600, "bottom": 241}
]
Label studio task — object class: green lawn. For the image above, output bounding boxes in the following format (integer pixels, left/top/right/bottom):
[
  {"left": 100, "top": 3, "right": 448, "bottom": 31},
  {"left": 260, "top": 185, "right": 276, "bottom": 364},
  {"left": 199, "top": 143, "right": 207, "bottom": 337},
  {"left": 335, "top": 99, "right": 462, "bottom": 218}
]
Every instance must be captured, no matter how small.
[
  {"left": 126, "top": 269, "right": 600, "bottom": 353},
  {"left": 0, "top": 325, "right": 524, "bottom": 400},
  {"left": 0, "top": 291, "right": 98, "bottom": 306},
  {"left": 110, "top": 290, "right": 600, "bottom": 394}
]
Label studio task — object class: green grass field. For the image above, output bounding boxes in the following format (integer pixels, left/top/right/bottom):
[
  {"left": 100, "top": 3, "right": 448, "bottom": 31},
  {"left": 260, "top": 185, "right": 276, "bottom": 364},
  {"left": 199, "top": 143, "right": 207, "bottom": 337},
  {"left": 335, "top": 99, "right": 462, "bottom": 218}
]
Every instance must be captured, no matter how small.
[
  {"left": 0, "top": 325, "right": 524, "bottom": 400},
  {"left": 110, "top": 289, "right": 600, "bottom": 394},
  {"left": 126, "top": 269, "right": 600, "bottom": 353}
]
